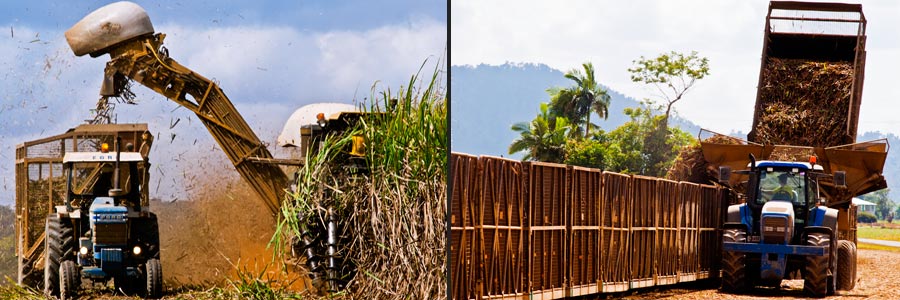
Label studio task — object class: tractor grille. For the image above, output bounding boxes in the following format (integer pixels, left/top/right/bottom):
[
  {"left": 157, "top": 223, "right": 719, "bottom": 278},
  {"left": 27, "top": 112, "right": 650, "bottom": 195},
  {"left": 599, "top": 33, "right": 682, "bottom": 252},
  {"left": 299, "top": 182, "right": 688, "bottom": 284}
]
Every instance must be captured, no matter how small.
[
  {"left": 762, "top": 217, "right": 789, "bottom": 244},
  {"left": 94, "top": 223, "right": 128, "bottom": 245}
]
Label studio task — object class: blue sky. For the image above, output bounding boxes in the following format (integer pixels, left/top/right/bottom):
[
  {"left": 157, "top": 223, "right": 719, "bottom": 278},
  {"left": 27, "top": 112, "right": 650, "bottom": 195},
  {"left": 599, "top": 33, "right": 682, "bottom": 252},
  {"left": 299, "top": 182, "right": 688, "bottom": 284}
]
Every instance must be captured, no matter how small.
[
  {"left": 0, "top": 1, "right": 446, "bottom": 205},
  {"left": 2, "top": 1, "right": 446, "bottom": 31}
]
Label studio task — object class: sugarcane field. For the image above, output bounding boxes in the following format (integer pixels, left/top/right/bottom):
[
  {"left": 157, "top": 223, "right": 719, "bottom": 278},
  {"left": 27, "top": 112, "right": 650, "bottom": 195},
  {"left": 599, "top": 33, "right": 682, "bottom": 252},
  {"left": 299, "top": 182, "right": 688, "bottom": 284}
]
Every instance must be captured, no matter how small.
[
  {"left": 3, "top": 1, "right": 900, "bottom": 300},
  {"left": 1, "top": 1, "right": 446, "bottom": 299}
]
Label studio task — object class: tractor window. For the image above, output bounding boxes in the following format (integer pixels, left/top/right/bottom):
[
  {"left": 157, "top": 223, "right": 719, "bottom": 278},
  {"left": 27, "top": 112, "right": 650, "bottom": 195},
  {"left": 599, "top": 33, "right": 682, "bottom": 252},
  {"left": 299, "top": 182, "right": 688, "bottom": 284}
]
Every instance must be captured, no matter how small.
[
  {"left": 756, "top": 170, "right": 806, "bottom": 205},
  {"left": 69, "top": 162, "right": 133, "bottom": 196}
]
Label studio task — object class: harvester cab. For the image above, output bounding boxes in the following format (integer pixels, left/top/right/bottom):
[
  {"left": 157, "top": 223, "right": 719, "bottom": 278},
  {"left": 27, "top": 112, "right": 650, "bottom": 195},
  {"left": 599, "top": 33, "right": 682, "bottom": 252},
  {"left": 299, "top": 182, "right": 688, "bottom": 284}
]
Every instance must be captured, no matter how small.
[{"left": 278, "top": 102, "right": 371, "bottom": 174}]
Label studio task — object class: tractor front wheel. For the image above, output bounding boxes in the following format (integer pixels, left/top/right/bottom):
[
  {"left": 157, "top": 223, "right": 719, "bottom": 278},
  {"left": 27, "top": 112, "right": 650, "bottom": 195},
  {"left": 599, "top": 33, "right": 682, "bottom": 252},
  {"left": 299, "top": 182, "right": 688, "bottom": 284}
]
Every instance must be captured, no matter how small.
[
  {"left": 145, "top": 258, "right": 163, "bottom": 299},
  {"left": 836, "top": 240, "right": 857, "bottom": 290},
  {"left": 804, "top": 232, "right": 831, "bottom": 298},
  {"left": 721, "top": 228, "right": 749, "bottom": 293},
  {"left": 59, "top": 260, "right": 79, "bottom": 300}
]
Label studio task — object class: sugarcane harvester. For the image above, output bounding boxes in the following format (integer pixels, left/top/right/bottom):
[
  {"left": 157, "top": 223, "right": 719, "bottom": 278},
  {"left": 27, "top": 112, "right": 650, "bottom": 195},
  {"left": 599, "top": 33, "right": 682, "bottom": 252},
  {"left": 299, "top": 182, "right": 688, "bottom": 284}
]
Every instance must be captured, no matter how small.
[
  {"left": 702, "top": 1, "right": 887, "bottom": 298},
  {"left": 63, "top": 1, "right": 366, "bottom": 293}
]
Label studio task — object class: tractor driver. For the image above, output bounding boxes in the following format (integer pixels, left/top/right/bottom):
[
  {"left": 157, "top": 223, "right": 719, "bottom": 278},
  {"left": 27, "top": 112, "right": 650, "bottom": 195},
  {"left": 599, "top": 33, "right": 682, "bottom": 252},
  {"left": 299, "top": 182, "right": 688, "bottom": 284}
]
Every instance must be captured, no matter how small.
[{"left": 772, "top": 173, "right": 796, "bottom": 202}]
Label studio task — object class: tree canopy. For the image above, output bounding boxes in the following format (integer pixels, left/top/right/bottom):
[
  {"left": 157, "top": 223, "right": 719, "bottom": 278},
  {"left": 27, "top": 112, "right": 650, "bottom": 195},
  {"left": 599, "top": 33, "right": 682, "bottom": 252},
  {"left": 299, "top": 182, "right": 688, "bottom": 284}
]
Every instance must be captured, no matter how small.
[
  {"left": 547, "top": 62, "right": 611, "bottom": 138},
  {"left": 509, "top": 102, "right": 572, "bottom": 163},
  {"left": 628, "top": 51, "right": 709, "bottom": 120}
]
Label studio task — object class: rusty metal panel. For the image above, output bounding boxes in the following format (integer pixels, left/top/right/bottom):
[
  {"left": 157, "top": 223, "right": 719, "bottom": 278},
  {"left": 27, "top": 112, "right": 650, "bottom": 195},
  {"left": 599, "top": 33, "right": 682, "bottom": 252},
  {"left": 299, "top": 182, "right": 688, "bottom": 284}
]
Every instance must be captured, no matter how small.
[
  {"left": 630, "top": 176, "right": 657, "bottom": 288},
  {"left": 450, "top": 153, "right": 481, "bottom": 300},
  {"left": 656, "top": 179, "right": 680, "bottom": 285},
  {"left": 697, "top": 185, "right": 722, "bottom": 280},
  {"left": 479, "top": 156, "right": 527, "bottom": 298},
  {"left": 677, "top": 182, "right": 700, "bottom": 282},
  {"left": 528, "top": 228, "right": 566, "bottom": 300},
  {"left": 600, "top": 172, "right": 630, "bottom": 293},
  {"left": 525, "top": 161, "right": 567, "bottom": 299},
  {"left": 567, "top": 166, "right": 601, "bottom": 297},
  {"left": 451, "top": 228, "right": 480, "bottom": 300},
  {"left": 526, "top": 162, "right": 567, "bottom": 227},
  {"left": 451, "top": 153, "right": 479, "bottom": 228}
]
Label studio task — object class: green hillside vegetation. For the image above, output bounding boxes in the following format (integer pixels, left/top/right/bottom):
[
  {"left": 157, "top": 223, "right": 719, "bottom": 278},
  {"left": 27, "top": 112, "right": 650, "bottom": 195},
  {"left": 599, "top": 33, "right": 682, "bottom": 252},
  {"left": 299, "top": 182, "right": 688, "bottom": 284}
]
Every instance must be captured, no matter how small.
[
  {"left": 0, "top": 205, "right": 14, "bottom": 283},
  {"left": 511, "top": 53, "right": 707, "bottom": 177}
]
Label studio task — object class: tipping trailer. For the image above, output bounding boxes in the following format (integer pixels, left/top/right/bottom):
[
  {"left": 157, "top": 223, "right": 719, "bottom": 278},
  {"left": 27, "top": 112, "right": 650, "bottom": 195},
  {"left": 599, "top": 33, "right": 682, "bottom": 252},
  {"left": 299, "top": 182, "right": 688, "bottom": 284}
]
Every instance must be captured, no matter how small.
[
  {"left": 15, "top": 124, "right": 162, "bottom": 299},
  {"left": 747, "top": 0, "right": 867, "bottom": 147},
  {"left": 62, "top": 1, "right": 371, "bottom": 293},
  {"left": 702, "top": 1, "right": 885, "bottom": 297}
]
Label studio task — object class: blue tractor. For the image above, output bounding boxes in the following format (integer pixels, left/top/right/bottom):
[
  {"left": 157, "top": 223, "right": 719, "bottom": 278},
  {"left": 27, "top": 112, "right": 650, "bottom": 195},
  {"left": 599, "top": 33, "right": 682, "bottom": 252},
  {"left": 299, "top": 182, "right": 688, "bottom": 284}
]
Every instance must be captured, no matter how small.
[
  {"left": 44, "top": 138, "right": 162, "bottom": 299},
  {"left": 718, "top": 155, "right": 853, "bottom": 297}
]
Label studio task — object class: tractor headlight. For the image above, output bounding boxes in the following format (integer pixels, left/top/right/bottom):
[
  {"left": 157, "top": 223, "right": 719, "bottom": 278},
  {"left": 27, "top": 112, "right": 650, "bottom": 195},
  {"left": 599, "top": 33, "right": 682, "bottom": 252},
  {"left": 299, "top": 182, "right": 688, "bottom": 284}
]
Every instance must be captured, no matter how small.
[
  {"left": 133, "top": 246, "right": 142, "bottom": 256},
  {"left": 79, "top": 246, "right": 88, "bottom": 256}
]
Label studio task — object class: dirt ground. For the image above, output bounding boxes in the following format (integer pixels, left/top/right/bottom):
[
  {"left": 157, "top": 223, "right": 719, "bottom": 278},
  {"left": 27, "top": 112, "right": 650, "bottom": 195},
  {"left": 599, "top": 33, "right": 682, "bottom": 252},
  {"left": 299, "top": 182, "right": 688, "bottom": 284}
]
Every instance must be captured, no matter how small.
[{"left": 603, "top": 248, "right": 900, "bottom": 300}]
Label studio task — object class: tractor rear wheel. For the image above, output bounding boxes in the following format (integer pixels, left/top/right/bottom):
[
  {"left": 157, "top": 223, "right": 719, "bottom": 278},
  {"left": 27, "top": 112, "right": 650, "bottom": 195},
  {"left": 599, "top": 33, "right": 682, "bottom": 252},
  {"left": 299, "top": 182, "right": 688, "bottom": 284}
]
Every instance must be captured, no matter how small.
[
  {"left": 836, "top": 240, "right": 857, "bottom": 290},
  {"left": 44, "top": 214, "right": 76, "bottom": 298},
  {"left": 59, "top": 260, "right": 79, "bottom": 300},
  {"left": 804, "top": 232, "right": 830, "bottom": 298},
  {"left": 721, "top": 228, "right": 748, "bottom": 293},
  {"left": 145, "top": 258, "right": 163, "bottom": 299}
]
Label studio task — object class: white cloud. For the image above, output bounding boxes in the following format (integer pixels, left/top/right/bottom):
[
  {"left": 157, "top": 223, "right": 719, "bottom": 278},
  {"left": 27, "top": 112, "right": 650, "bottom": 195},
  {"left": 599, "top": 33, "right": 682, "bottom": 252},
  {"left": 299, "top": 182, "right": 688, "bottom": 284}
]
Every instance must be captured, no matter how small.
[
  {"left": 451, "top": 0, "right": 900, "bottom": 135},
  {"left": 0, "top": 18, "right": 446, "bottom": 205}
]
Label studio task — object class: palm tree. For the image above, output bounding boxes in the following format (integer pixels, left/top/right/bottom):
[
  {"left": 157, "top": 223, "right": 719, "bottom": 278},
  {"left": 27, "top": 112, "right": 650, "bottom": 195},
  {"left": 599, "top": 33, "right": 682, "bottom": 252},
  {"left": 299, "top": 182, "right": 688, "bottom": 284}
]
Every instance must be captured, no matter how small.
[
  {"left": 509, "top": 103, "right": 571, "bottom": 162},
  {"left": 548, "top": 62, "right": 611, "bottom": 138}
]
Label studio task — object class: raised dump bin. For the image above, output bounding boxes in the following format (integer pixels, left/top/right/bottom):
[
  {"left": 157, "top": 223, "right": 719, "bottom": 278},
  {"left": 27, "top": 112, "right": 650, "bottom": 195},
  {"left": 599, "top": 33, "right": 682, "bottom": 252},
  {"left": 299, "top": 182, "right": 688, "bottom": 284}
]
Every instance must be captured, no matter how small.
[{"left": 748, "top": 1, "right": 867, "bottom": 147}]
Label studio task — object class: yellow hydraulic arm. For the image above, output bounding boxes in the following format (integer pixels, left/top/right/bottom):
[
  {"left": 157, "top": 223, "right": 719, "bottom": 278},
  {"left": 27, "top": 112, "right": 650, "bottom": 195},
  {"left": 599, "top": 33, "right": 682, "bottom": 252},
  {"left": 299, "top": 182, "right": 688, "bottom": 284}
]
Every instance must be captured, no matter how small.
[{"left": 97, "top": 33, "right": 289, "bottom": 216}]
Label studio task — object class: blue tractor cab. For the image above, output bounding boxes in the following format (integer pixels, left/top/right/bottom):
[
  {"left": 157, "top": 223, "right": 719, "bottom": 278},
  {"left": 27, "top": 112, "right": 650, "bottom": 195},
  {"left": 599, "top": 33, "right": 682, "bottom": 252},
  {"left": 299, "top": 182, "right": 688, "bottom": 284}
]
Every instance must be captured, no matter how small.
[
  {"left": 44, "top": 139, "right": 162, "bottom": 300},
  {"left": 719, "top": 155, "right": 846, "bottom": 297}
]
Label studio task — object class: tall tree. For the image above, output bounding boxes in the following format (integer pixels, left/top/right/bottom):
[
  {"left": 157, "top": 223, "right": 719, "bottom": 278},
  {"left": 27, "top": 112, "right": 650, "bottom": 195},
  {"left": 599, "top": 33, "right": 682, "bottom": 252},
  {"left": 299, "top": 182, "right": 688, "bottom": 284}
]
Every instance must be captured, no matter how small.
[
  {"left": 548, "top": 62, "right": 611, "bottom": 138},
  {"left": 601, "top": 102, "right": 693, "bottom": 176},
  {"left": 628, "top": 51, "right": 710, "bottom": 123},
  {"left": 628, "top": 51, "right": 709, "bottom": 175},
  {"left": 509, "top": 102, "right": 572, "bottom": 163}
]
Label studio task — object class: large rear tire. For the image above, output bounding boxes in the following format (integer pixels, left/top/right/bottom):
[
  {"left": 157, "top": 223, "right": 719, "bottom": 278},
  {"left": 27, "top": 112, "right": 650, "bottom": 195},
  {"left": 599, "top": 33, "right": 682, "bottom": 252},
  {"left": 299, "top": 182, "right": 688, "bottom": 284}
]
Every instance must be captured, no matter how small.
[
  {"left": 145, "top": 258, "right": 163, "bottom": 299},
  {"left": 59, "top": 260, "right": 79, "bottom": 300},
  {"left": 804, "top": 232, "right": 830, "bottom": 298},
  {"left": 836, "top": 240, "right": 857, "bottom": 290},
  {"left": 44, "top": 214, "right": 76, "bottom": 298},
  {"left": 721, "top": 228, "right": 749, "bottom": 293}
]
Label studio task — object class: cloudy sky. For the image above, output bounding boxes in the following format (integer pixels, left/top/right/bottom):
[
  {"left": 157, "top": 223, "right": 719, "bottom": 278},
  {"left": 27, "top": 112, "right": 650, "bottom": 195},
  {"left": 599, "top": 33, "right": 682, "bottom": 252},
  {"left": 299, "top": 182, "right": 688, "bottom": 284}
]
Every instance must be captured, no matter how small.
[
  {"left": 452, "top": 0, "right": 900, "bottom": 136},
  {"left": 0, "top": 1, "right": 445, "bottom": 205}
]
